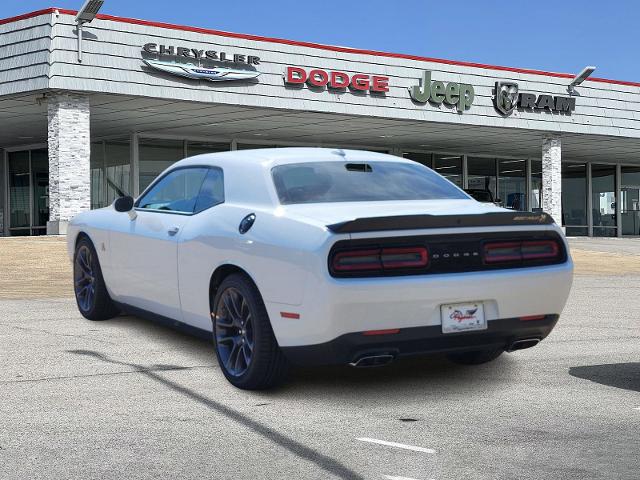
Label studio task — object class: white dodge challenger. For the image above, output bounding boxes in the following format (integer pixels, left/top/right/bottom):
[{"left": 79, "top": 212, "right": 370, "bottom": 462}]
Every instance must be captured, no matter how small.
[{"left": 68, "top": 148, "right": 573, "bottom": 389}]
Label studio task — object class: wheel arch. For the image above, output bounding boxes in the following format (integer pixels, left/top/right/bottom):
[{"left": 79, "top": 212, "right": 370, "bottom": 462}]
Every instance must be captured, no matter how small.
[
  {"left": 74, "top": 230, "right": 92, "bottom": 247},
  {"left": 208, "top": 263, "right": 262, "bottom": 314}
]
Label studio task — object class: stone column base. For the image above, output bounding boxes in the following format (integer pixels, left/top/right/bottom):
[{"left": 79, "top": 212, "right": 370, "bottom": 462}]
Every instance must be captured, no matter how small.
[{"left": 46, "top": 220, "right": 68, "bottom": 235}]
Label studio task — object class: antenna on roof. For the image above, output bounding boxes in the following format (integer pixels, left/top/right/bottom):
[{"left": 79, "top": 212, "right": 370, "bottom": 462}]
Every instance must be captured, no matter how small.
[{"left": 331, "top": 149, "right": 346, "bottom": 157}]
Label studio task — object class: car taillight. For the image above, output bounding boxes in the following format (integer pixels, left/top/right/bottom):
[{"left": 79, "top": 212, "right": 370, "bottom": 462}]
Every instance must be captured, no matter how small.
[
  {"left": 381, "top": 247, "right": 429, "bottom": 268},
  {"left": 332, "top": 249, "right": 381, "bottom": 271},
  {"left": 521, "top": 240, "right": 559, "bottom": 260},
  {"left": 332, "top": 246, "right": 428, "bottom": 273},
  {"left": 484, "top": 239, "right": 560, "bottom": 264}
]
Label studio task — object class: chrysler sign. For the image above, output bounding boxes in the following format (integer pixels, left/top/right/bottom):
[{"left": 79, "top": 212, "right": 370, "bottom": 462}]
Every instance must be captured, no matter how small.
[{"left": 142, "top": 43, "right": 261, "bottom": 82}]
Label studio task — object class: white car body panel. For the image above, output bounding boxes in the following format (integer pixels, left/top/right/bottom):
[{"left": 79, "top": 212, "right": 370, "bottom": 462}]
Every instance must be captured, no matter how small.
[{"left": 67, "top": 147, "right": 573, "bottom": 351}]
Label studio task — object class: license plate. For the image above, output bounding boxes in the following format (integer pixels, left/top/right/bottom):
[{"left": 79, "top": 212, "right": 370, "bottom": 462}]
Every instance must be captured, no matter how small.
[{"left": 441, "top": 302, "right": 486, "bottom": 334}]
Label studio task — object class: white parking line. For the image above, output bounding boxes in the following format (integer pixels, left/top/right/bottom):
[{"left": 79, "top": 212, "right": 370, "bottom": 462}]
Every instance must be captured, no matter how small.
[
  {"left": 384, "top": 475, "right": 435, "bottom": 480},
  {"left": 384, "top": 475, "right": 429, "bottom": 480},
  {"left": 357, "top": 437, "right": 436, "bottom": 454}
]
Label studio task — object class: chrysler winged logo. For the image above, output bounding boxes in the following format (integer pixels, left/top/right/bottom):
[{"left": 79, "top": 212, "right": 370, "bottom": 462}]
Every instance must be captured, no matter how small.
[
  {"left": 143, "top": 59, "right": 260, "bottom": 82},
  {"left": 494, "top": 81, "right": 519, "bottom": 115}
]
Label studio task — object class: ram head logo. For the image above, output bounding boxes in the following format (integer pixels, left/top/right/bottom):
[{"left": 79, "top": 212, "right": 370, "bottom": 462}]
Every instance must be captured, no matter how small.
[{"left": 494, "top": 81, "right": 519, "bottom": 115}]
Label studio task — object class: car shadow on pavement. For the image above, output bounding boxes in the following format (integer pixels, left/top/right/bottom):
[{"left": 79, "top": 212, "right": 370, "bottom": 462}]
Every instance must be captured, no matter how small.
[
  {"left": 66, "top": 348, "right": 365, "bottom": 480},
  {"left": 569, "top": 363, "right": 640, "bottom": 393},
  {"left": 282, "top": 355, "right": 517, "bottom": 396},
  {"left": 106, "top": 313, "right": 520, "bottom": 398}
]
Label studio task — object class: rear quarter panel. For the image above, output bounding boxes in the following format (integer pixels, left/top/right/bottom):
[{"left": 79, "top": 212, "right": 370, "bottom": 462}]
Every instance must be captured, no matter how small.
[{"left": 177, "top": 204, "right": 342, "bottom": 332}]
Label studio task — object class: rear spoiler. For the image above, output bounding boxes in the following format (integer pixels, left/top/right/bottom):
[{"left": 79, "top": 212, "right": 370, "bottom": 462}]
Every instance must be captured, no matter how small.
[{"left": 326, "top": 211, "right": 555, "bottom": 234}]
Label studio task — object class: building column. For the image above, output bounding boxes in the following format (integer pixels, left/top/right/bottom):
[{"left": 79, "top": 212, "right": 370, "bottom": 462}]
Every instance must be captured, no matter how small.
[
  {"left": 47, "top": 93, "right": 91, "bottom": 235},
  {"left": 542, "top": 135, "right": 562, "bottom": 225}
]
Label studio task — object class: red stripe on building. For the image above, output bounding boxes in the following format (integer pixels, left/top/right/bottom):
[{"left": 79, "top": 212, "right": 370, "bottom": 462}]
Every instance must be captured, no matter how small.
[{"left": 2, "top": 8, "right": 639, "bottom": 88}]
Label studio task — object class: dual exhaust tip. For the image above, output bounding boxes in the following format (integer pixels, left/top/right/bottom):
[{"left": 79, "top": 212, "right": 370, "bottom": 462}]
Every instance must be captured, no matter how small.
[
  {"left": 506, "top": 338, "right": 540, "bottom": 352},
  {"left": 349, "top": 337, "right": 541, "bottom": 367},
  {"left": 349, "top": 354, "right": 395, "bottom": 368}
]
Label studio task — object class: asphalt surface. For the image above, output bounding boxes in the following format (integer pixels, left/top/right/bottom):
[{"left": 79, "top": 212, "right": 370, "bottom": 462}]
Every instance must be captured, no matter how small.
[{"left": 1, "top": 274, "right": 639, "bottom": 480}]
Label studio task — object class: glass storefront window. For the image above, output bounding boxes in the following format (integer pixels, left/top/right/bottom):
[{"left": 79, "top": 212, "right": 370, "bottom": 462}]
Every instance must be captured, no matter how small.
[
  {"left": 187, "top": 141, "right": 230, "bottom": 157},
  {"left": 90, "top": 142, "right": 105, "bottom": 209},
  {"left": 237, "top": 144, "right": 278, "bottom": 150},
  {"left": 467, "top": 157, "right": 497, "bottom": 200},
  {"left": 591, "top": 164, "right": 617, "bottom": 237},
  {"left": 433, "top": 154, "right": 462, "bottom": 187},
  {"left": 105, "top": 141, "right": 131, "bottom": 204},
  {"left": 0, "top": 152, "right": 4, "bottom": 234},
  {"left": 6, "top": 149, "right": 49, "bottom": 236},
  {"left": 530, "top": 160, "right": 542, "bottom": 212},
  {"left": 139, "top": 139, "right": 184, "bottom": 192},
  {"left": 90, "top": 140, "right": 131, "bottom": 209},
  {"left": 8, "top": 151, "right": 30, "bottom": 232},
  {"left": 403, "top": 152, "right": 432, "bottom": 168},
  {"left": 561, "top": 163, "right": 588, "bottom": 236},
  {"left": 498, "top": 159, "right": 526, "bottom": 210},
  {"left": 621, "top": 166, "right": 640, "bottom": 236},
  {"left": 31, "top": 149, "right": 49, "bottom": 234}
]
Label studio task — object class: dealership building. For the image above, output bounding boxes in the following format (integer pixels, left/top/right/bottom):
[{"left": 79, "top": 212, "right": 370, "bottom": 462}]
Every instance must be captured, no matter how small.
[{"left": 1, "top": 6, "right": 640, "bottom": 236}]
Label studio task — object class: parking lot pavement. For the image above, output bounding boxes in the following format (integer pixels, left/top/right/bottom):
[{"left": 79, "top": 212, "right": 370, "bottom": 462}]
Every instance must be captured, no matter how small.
[{"left": 1, "top": 271, "right": 638, "bottom": 480}]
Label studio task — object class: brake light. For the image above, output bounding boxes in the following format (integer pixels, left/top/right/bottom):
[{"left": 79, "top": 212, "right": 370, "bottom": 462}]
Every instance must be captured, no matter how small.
[
  {"left": 332, "top": 246, "right": 428, "bottom": 273},
  {"left": 381, "top": 247, "right": 429, "bottom": 268},
  {"left": 521, "top": 240, "right": 559, "bottom": 260},
  {"left": 484, "top": 240, "right": 560, "bottom": 264},
  {"left": 483, "top": 242, "right": 521, "bottom": 263},
  {"left": 332, "top": 249, "right": 381, "bottom": 271}
]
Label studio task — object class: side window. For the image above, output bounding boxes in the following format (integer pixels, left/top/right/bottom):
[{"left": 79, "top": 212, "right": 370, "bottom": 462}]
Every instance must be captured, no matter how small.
[
  {"left": 137, "top": 168, "right": 208, "bottom": 214},
  {"left": 194, "top": 168, "right": 225, "bottom": 213}
]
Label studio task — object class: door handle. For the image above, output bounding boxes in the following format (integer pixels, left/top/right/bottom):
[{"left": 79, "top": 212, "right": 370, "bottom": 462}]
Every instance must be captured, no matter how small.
[{"left": 167, "top": 226, "right": 180, "bottom": 236}]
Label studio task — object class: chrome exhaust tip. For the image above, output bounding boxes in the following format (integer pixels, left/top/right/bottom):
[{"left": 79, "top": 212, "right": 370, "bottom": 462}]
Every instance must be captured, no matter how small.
[
  {"left": 349, "top": 354, "right": 395, "bottom": 368},
  {"left": 507, "top": 338, "right": 541, "bottom": 352}
]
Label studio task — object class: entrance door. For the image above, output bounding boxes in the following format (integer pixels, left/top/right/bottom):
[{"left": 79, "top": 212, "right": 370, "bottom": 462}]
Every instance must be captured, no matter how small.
[
  {"left": 621, "top": 187, "right": 640, "bottom": 235},
  {"left": 621, "top": 166, "right": 640, "bottom": 236},
  {"left": 7, "top": 149, "right": 49, "bottom": 236}
]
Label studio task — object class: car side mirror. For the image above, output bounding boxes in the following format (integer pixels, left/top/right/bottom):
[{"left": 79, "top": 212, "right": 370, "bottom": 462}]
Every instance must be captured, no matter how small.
[{"left": 114, "top": 196, "right": 137, "bottom": 220}]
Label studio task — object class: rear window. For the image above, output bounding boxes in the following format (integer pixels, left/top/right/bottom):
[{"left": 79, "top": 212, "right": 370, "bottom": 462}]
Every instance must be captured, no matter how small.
[{"left": 271, "top": 161, "right": 468, "bottom": 204}]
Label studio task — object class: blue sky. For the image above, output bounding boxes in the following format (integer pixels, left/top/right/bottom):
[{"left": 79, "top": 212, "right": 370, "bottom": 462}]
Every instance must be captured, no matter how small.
[{"left": 4, "top": 0, "right": 639, "bottom": 82}]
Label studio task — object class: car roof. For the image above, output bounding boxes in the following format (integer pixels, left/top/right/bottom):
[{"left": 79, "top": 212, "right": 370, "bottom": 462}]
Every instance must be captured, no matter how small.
[
  {"left": 174, "top": 147, "right": 415, "bottom": 169},
  {"left": 156, "top": 147, "right": 427, "bottom": 207}
]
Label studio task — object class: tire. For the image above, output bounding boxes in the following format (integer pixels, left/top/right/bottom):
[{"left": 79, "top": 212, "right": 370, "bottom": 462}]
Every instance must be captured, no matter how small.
[
  {"left": 73, "top": 236, "right": 119, "bottom": 321},
  {"left": 212, "top": 273, "right": 289, "bottom": 390},
  {"left": 447, "top": 348, "right": 504, "bottom": 365}
]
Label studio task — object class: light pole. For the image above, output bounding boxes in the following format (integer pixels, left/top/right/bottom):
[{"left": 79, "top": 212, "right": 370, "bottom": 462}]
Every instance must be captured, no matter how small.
[
  {"left": 75, "top": 0, "right": 105, "bottom": 63},
  {"left": 568, "top": 66, "right": 596, "bottom": 94}
]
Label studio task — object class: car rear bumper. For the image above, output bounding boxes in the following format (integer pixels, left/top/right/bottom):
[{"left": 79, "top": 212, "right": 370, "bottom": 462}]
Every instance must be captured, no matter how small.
[
  {"left": 266, "top": 260, "right": 573, "bottom": 347},
  {"left": 281, "top": 315, "right": 559, "bottom": 366}
]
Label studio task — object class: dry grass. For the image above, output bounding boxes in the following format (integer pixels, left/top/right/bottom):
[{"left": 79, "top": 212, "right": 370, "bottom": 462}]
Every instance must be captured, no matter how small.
[
  {"left": 571, "top": 248, "right": 640, "bottom": 276},
  {"left": 0, "top": 237, "right": 637, "bottom": 300},
  {"left": 0, "top": 237, "right": 73, "bottom": 299}
]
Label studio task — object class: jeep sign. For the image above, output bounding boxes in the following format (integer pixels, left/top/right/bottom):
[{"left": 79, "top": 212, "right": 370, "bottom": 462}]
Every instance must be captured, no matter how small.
[{"left": 409, "top": 71, "right": 474, "bottom": 112}]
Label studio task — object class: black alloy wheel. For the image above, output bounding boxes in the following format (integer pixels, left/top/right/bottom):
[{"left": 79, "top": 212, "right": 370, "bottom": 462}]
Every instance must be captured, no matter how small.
[
  {"left": 212, "top": 273, "right": 289, "bottom": 389},
  {"left": 214, "top": 287, "right": 255, "bottom": 377},
  {"left": 74, "top": 244, "right": 96, "bottom": 313},
  {"left": 73, "top": 237, "right": 119, "bottom": 321}
]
